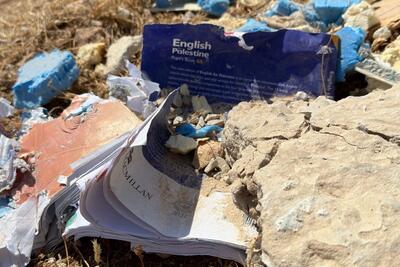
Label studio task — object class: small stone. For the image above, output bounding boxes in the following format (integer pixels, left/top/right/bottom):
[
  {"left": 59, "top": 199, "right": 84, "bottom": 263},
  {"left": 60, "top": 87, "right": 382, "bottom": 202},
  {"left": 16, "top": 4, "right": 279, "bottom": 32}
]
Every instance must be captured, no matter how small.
[
  {"left": 373, "top": 26, "right": 391, "bottom": 40},
  {"left": 94, "top": 64, "right": 107, "bottom": 76},
  {"left": 294, "top": 91, "right": 309, "bottom": 101},
  {"left": 206, "top": 119, "right": 224, "bottom": 127},
  {"left": 76, "top": 42, "right": 106, "bottom": 68},
  {"left": 105, "top": 35, "right": 142, "bottom": 74},
  {"left": 205, "top": 113, "right": 221, "bottom": 122},
  {"left": 192, "top": 96, "right": 213, "bottom": 115},
  {"left": 196, "top": 116, "right": 205, "bottom": 129},
  {"left": 165, "top": 135, "right": 197, "bottom": 155},
  {"left": 182, "top": 95, "right": 192, "bottom": 107},
  {"left": 179, "top": 84, "right": 190, "bottom": 96},
  {"left": 172, "top": 116, "right": 184, "bottom": 126},
  {"left": 173, "top": 93, "right": 183, "bottom": 108},
  {"left": 192, "top": 140, "right": 224, "bottom": 169},
  {"left": 204, "top": 156, "right": 230, "bottom": 174}
]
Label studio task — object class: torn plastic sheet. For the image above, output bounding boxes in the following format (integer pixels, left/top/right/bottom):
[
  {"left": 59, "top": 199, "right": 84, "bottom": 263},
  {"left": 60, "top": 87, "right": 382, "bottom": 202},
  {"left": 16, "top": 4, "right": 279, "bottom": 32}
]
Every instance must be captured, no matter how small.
[
  {"left": 176, "top": 123, "right": 223, "bottom": 138},
  {"left": 0, "top": 134, "right": 18, "bottom": 194},
  {"left": 107, "top": 60, "right": 160, "bottom": 118},
  {"left": 0, "top": 195, "right": 48, "bottom": 267},
  {"left": 141, "top": 24, "right": 339, "bottom": 103},
  {"left": 0, "top": 98, "right": 15, "bottom": 118}
]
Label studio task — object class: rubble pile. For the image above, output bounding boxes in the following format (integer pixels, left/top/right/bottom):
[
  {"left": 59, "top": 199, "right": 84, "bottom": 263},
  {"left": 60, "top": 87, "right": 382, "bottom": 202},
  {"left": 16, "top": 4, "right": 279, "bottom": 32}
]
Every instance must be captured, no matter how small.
[{"left": 1, "top": 0, "right": 400, "bottom": 266}]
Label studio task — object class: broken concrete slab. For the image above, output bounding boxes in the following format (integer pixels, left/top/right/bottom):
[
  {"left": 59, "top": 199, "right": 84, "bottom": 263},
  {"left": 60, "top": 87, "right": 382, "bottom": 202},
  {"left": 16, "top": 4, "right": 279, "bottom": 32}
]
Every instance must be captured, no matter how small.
[{"left": 222, "top": 84, "right": 400, "bottom": 266}]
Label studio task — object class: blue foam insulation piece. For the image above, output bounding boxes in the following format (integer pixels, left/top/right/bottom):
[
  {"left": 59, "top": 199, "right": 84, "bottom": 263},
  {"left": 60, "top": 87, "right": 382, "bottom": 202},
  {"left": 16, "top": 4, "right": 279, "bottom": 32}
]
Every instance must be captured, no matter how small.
[
  {"left": 336, "top": 27, "right": 365, "bottom": 82},
  {"left": 236, "top": 19, "right": 275, "bottom": 33},
  {"left": 176, "top": 123, "right": 223, "bottom": 138},
  {"left": 197, "top": 0, "right": 230, "bottom": 16},
  {"left": 12, "top": 49, "right": 79, "bottom": 109},
  {"left": 313, "top": 0, "right": 361, "bottom": 25},
  {"left": 265, "top": 0, "right": 300, "bottom": 17}
]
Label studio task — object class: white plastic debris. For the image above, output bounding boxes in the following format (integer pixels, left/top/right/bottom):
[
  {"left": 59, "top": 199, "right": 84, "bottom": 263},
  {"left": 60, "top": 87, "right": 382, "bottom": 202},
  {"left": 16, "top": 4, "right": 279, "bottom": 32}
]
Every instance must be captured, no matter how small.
[
  {"left": 343, "top": 1, "right": 379, "bottom": 31},
  {"left": 107, "top": 60, "right": 160, "bottom": 119},
  {"left": 0, "top": 98, "right": 15, "bottom": 118},
  {"left": 0, "top": 134, "right": 18, "bottom": 193},
  {"left": 165, "top": 135, "right": 197, "bottom": 154}
]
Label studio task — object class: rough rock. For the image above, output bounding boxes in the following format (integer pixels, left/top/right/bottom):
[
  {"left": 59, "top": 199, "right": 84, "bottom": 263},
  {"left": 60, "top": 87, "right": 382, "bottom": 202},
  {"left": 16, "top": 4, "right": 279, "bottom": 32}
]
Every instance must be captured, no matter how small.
[
  {"left": 165, "top": 135, "right": 197, "bottom": 155},
  {"left": 206, "top": 119, "right": 224, "bottom": 127},
  {"left": 192, "top": 96, "right": 213, "bottom": 115},
  {"left": 76, "top": 42, "right": 106, "bottom": 68},
  {"left": 193, "top": 141, "right": 224, "bottom": 169},
  {"left": 205, "top": 113, "right": 221, "bottom": 122},
  {"left": 379, "top": 38, "right": 400, "bottom": 72},
  {"left": 104, "top": 35, "right": 142, "bottom": 74},
  {"left": 373, "top": 26, "right": 391, "bottom": 40},
  {"left": 222, "top": 101, "right": 308, "bottom": 165},
  {"left": 204, "top": 156, "right": 230, "bottom": 174},
  {"left": 223, "top": 84, "right": 400, "bottom": 267}
]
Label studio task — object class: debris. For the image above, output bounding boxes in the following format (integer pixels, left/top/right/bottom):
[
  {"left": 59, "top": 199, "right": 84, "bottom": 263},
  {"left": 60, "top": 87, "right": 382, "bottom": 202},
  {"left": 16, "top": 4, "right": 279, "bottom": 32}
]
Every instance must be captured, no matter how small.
[
  {"left": 192, "top": 95, "right": 213, "bottom": 115},
  {"left": 204, "top": 156, "right": 230, "bottom": 174},
  {"left": 141, "top": 24, "right": 339, "bottom": 102},
  {"left": 20, "top": 107, "right": 51, "bottom": 135},
  {"left": 206, "top": 118, "right": 224, "bottom": 127},
  {"left": 239, "top": 0, "right": 264, "bottom": 8},
  {"left": 294, "top": 91, "right": 309, "bottom": 101},
  {"left": 0, "top": 98, "right": 15, "bottom": 118},
  {"left": 265, "top": 0, "right": 300, "bottom": 17},
  {"left": 236, "top": 19, "right": 273, "bottom": 33},
  {"left": 76, "top": 42, "right": 106, "bottom": 68},
  {"left": 372, "top": 0, "right": 400, "bottom": 28},
  {"left": 355, "top": 58, "right": 400, "bottom": 86},
  {"left": 107, "top": 61, "right": 160, "bottom": 118},
  {"left": 207, "top": 13, "right": 247, "bottom": 32},
  {"left": 193, "top": 140, "right": 224, "bottom": 169},
  {"left": 165, "top": 134, "right": 198, "bottom": 154},
  {"left": 196, "top": 116, "right": 205, "bottom": 129},
  {"left": 153, "top": 0, "right": 202, "bottom": 12},
  {"left": 205, "top": 113, "right": 221, "bottom": 122},
  {"left": 176, "top": 123, "right": 223, "bottom": 138},
  {"left": 12, "top": 50, "right": 80, "bottom": 109},
  {"left": 197, "top": 0, "right": 230, "bottom": 16},
  {"left": 0, "top": 134, "right": 18, "bottom": 193},
  {"left": 18, "top": 94, "right": 142, "bottom": 201},
  {"left": 379, "top": 38, "right": 400, "bottom": 72},
  {"left": 313, "top": 0, "right": 360, "bottom": 25},
  {"left": 173, "top": 116, "right": 184, "bottom": 126},
  {"left": 104, "top": 35, "right": 142, "bottom": 75},
  {"left": 372, "top": 26, "right": 391, "bottom": 41},
  {"left": 343, "top": 1, "right": 379, "bottom": 32},
  {"left": 335, "top": 26, "right": 366, "bottom": 82}
]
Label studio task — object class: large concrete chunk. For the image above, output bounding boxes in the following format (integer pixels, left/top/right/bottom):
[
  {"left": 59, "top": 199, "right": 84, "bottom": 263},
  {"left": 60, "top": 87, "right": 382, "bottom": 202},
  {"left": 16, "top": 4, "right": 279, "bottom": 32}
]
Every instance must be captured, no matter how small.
[
  {"left": 254, "top": 127, "right": 400, "bottom": 267},
  {"left": 311, "top": 85, "right": 400, "bottom": 140},
  {"left": 222, "top": 84, "right": 400, "bottom": 266},
  {"left": 12, "top": 50, "right": 79, "bottom": 109}
]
